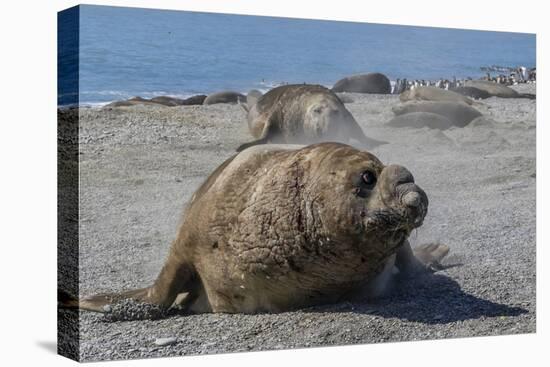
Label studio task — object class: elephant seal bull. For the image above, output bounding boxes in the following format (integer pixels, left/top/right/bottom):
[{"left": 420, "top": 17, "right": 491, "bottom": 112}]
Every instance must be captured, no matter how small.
[
  {"left": 392, "top": 101, "right": 483, "bottom": 127},
  {"left": 237, "top": 84, "right": 387, "bottom": 151},
  {"left": 400, "top": 86, "right": 475, "bottom": 105},
  {"left": 332, "top": 73, "right": 392, "bottom": 94},
  {"left": 203, "top": 91, "right": 246, "bottom": 105},
  {"left": 62, "top": 143, "right": 449, "bottom": 315}
]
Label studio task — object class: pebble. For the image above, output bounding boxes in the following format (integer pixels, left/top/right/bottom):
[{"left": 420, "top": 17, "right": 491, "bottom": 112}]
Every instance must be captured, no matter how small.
[
  {"left": 102, "top": 299, "right": 169, "bottom": 321},
  {"left": 154, "top": 337, "right": 178, "bottom": 347}
]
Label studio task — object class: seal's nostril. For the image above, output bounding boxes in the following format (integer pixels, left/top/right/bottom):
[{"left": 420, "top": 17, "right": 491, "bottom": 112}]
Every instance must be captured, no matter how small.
[
  {"left": 402, "top": 191, "right": 421, "bottom": 208},
  {"left": 383, "top": 165, "right": 415, "bottom": 186}
]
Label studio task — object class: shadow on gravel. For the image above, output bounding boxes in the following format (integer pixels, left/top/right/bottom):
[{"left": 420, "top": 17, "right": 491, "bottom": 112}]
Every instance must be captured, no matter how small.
[{"left": 306, "top": 273, "right": 528, "bottom": 325}]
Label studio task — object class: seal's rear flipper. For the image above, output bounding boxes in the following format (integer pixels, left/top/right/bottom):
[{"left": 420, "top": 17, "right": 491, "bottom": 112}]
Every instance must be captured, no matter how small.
[
  {"left": 79, "top": 288, "right": 151, "bottom": 312},
  {"left": 60, "top": 250, "right": 199, "bottom": 314},
  {"left": 236, "top": 137, "right": 269, "bottom": 152},
  {"left": 58, "top": 287, "right": 151, "bottom": 313}
]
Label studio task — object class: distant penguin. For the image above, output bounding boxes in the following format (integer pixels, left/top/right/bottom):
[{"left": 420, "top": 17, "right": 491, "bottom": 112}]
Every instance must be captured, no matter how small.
[{"left": 395, "top": 79, "right": 401, "bottom": 94}]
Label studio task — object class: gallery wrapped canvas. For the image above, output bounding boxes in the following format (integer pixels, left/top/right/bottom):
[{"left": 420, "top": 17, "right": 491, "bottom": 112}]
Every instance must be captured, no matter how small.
[{"left": 57, "top": 4, "right": 536, "bottom": 362}]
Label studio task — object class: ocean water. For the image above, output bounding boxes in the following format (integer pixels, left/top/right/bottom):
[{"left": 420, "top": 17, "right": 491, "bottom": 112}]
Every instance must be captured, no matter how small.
[{"left": 61, "top": 5, "right": 536, "bottom": 106}]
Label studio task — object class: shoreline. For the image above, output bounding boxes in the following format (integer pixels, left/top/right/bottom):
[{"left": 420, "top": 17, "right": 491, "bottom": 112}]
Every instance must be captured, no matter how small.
[{"left": 62, "top": 70, "right": 537, "bottom": 109}]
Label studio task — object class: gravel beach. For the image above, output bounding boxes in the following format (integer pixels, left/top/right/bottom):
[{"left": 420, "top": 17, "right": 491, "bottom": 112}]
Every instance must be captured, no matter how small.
[{"left": 61, "top": 84, "right": 536, "bottom": 361}]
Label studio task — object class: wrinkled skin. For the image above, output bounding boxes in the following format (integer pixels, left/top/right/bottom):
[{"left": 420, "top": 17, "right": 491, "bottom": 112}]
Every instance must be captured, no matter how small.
[
  {"left": 238, "top": 84, "right": 386, "bottom": 151},
  {"left": 72, "top": 143, "right": 447, "bottom": 315}
]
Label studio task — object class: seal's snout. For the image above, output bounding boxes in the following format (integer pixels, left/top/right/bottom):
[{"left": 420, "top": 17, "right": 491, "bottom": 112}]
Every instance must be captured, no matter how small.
[{"left": 377, "top": 164, "right": 428, "bottom": 228}]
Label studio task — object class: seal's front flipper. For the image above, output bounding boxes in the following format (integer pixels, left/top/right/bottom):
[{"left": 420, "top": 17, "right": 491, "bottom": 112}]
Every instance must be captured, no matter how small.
[
  {"left": 413, "top": 242, "right": 450, "bottom": 270},
  {"left": 395, "top": 240, "right": 450, "bottom": 276}
]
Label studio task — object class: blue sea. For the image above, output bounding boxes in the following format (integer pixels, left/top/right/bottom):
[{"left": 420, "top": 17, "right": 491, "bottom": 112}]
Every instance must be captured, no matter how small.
[{"left": 59, "top": 5, "right": 536, "bottom": 106}]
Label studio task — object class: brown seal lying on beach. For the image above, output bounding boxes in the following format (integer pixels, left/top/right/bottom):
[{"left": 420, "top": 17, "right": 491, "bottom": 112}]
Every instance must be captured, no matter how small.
[
  {"left": 237, "top": 84, "right": 387, "bottom": 151},
  {"left": 392, "top": 101, "right": 482, "bottom": 127},
  {"left": 400, "top": 86, "right": 475, "bottom": 105},
  {"left": 331, "top": 73, "right": 392, "bottom": 94},
  {"left": 62, "top": 143, "right": 449, "bottom": 314},
  {"left": 180, "top": 94, "right": 207, "bottom": 105},
  {"left": 464, "top": 80, "right": 535, "bottom": 99},
  {"left": 149, "top": 96, "right": 186, "bottom": 106},
  {"left": 203, "top": 91, "right": 246, "bottom": 105}
]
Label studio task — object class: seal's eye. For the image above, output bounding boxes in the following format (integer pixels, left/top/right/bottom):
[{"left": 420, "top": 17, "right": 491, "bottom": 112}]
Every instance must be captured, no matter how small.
[
  {"left": 361, "top": 171, "right": 377, "bottom": 188},
  {"left": 313, "top": 106, "right": 323, "bottom": 114}
]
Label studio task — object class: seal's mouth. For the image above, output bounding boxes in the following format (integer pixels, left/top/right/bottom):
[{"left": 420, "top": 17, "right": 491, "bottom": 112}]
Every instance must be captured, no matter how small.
[{"left": 364, "top": 208, "right": 419, "bottom": 235}]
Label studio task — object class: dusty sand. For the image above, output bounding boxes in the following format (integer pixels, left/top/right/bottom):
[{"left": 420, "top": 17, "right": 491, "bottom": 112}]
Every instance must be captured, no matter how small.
[{"left": 63, "top": 84, "right": 535, "bottom": 361}]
